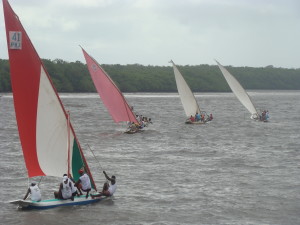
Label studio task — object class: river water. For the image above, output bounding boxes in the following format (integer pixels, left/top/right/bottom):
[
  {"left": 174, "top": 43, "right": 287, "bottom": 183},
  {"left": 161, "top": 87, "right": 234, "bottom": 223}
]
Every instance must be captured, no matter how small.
[{"left": 0, "top": 91, "right": 299, "bottom": 225}]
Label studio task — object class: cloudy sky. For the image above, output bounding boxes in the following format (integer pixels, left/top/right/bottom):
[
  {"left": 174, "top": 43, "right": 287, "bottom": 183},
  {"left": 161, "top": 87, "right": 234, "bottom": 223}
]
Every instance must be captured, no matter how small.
[{"left": 1, "top": 0, "right": 300, "bottom": 68}]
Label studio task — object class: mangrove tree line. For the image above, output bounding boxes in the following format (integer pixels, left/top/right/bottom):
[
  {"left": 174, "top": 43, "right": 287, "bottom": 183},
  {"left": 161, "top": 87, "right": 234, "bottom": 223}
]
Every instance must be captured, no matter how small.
[{"left": 0, "top": 59, "right": 299, "bottom": 92}]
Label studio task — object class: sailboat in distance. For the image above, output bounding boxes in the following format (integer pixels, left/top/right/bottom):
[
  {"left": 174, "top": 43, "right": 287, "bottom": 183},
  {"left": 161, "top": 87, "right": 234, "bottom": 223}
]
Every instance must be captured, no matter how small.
[
  {"left": 215, "top": 60, "right": 269, "bottom": 121},
  {"left": 81, "top": 47, "right": 144, "bottom": 133},
  {"left": 170, "top": 60, "right": 213, "bottom": 124},
  {"left": 3, "top": 0, "right": 107, "bottom": 209}
]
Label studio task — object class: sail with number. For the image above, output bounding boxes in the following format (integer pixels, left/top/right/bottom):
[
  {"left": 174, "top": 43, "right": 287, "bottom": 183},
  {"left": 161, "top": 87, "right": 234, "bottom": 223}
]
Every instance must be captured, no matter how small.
[
  {"left": 3, "top": 0, "right": 97, "bottom": 203},
  {"left": 215, "top": 60, "right": 258, "bottom": 119},
  {"left": 170, "top": 60, "right": 201, "bottom": 118},
  {"left": 81, "top": 47, "right": 139, "bottom": 125}
]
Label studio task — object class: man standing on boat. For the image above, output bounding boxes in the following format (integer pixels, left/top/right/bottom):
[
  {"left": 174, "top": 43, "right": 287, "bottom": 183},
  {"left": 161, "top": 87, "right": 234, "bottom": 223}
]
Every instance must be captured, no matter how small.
[
  {"left": 75, "top": 169, "right": 91, "bottom": 198},
  {"left": 23, "top": 182, "right": 41, "bottom": 202}
]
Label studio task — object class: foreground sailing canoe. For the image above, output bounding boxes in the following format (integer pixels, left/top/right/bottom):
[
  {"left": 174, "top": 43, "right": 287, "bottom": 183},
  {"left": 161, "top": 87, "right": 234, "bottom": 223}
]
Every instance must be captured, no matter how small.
[
  {"left": 9, "top": 196, "right": 111, "bottom": 210},
  {"left": 81, "top": 48, "right": 143, "bottom": 133},
  {"left": 3, "top": 0, "right": 104, "bottom": 209},
  {"left": 215, "top": 60, "right": 268, "bottom": 121},
  {"left": 170, "top": 60, "right": 211, "bottom": 124}
]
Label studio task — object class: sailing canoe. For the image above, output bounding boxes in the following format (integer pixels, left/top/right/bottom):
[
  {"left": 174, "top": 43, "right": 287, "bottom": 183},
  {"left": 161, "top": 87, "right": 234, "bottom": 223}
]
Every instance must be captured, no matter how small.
[
  {"left": 3, "top": 0, "right": 99, "bottom": 209},
  {"left": 215, "top": 60, "right": 259, "bottom": 120},
  {"left": 170, "top": 60, "right": 208, "bottom": 124},
  {"left": 81, "top": 48, "right": 141, "bottom": 131},
  {"left": 9, "top": 196, "right": 110, "bottom": 210}
]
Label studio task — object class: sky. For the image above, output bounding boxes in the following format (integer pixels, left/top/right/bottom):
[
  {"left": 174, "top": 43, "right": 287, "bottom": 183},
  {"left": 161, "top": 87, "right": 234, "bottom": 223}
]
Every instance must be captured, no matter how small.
[{"left": 1, "top": 0, "right": 300, "bottom": 68}]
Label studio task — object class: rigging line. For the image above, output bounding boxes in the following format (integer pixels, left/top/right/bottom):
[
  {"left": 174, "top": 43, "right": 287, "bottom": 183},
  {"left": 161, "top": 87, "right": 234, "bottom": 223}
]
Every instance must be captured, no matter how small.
[
  {"left": 87, "top": 144, "right": 110, "bottom": 183},
  {"left": 24, "top": 178, "right": 30, "bottom": 200},
  {"left": 66, "top": 112, "right": 103, "bottom": 167},
  {"left": 38, "top": 176, "right": 43, "bottom": 187},
  {"left": 58, "top": 100, "right": 108, "bottom": 182},
  {"left": 87, "top": 143, "right": 104, "bottom": 171},
  {"left": 59, "top": 109, "right": 98, "bottom": 191},
  {"left": 87, "top": 144, "right": 109, "bottom": 182}
]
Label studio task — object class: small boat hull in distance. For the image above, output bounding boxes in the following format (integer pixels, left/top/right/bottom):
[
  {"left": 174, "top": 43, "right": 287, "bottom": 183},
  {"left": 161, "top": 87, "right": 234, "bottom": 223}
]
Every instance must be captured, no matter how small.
[
  {"left": 170, "top": 60, "right": 212, "bottom": 124},
  {"left": 251, "top": 112, "right": 270, "bottom": 122},
  {"left": 10, "top": 195, "right": 111, "bottom": 210},
  {"left": 185, "top": 120, "right": 206, "bottom": 125},
  {"left": 124, "top": 129, "right": 144, "bottom": 134}
]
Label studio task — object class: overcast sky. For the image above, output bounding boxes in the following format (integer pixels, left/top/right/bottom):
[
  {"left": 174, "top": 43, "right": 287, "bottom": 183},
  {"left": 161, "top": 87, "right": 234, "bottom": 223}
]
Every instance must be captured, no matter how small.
[{"left": 1, "top": 0, "right": 300, "bottom": 68}]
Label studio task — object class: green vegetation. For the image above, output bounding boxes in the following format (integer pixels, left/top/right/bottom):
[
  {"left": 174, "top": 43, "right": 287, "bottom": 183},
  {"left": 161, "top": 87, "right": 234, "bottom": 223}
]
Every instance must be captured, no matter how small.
[{"left": 0, "top": 59, "right": 299, "bottom": 92}]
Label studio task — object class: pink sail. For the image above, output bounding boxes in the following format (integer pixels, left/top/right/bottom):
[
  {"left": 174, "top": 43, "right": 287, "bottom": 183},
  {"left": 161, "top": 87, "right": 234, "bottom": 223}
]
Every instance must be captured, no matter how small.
[
  {"left": 3, "top": 0, "right": 96, "bottom": 190},
  {"left": 82, "top": 48, "right": 139, "bottom": 124}
]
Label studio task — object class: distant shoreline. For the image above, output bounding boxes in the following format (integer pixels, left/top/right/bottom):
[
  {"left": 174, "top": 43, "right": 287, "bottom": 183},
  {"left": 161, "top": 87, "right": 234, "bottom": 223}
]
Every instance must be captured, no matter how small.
[
  {"left": 1, "top": 90, "right": 300, "bottom": 94},
  {"left": 1, "top": 59, "right": 300, "bottom": 92}
]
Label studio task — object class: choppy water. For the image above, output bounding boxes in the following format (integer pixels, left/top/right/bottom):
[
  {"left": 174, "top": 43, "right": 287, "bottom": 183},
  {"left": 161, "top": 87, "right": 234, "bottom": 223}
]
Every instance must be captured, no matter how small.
[{"left": 0, "top": 91, "right": 299, "bottom": 225}]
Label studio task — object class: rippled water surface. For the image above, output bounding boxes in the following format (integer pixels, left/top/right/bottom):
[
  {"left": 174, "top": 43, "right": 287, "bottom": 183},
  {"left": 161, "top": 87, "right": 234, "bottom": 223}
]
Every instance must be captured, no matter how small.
[{"left": 0, "top": 91, "right": 299, "bottom": 225}]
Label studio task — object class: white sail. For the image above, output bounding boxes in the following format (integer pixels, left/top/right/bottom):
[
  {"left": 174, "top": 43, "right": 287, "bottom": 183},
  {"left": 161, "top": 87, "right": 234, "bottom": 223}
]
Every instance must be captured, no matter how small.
[
  {"left": 215, "top": 60, "right": 258, "bottom": 118},
  {"left": 170, "top": 60, "right": 200, "bottom": 117}
]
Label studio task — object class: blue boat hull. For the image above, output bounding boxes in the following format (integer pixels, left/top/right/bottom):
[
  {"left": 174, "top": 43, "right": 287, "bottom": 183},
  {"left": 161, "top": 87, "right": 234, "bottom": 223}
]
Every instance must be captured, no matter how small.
[{"left": 10, "top": 195, "right": 110, "bottom": 210}]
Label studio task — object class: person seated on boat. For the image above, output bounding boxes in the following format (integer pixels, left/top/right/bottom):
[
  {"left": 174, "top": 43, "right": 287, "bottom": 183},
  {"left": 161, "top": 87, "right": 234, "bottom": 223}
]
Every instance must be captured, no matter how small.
[
  {"left": 195, "top": 112, "right": 200, "bottom": 121},
  {"left": 23, "top": 182, "right": 41, "bottom": 202},
  {"left": 64, "top": 174, "right": 80, "bottom": 197},
  {"left": 148, "top": 118, "right": 152, "bottom": 124},
  {"left": 54, "top": 175, "right": 74, "bottom": 201},
  {"left": 135, "top": 122, "right": 141, "bottom": 130},
  {"left": 262, "top": 110, "right": 269, "bottom": 121},
  {"left": 141, "top": 120, "right": 146, "bottom": 128},
  {"left": 142, "top": 117, "right": 148, "bottom": 127},
  {"left": 136, "top": 115, "right": 142, "bottom": 124},
  {"left": 75, "top": 169, "right": 91, "bottom": 199},
  {"left": 189, "top": 115, "right": 195, "bottom": 122},
  {"left": 91, "top": 171, "right": 117, "bottom": 198},
  {"left": 201, "top": 114, "right": 205, "bottom": 122},
  {"left": 209, "top": 113, "right": 213, "bottom": 121},
  {"left": 265, "top": 110, "right": 270, "bottom": 120},
  {"left": 128, "top": 122, "right": 139, "bottom": 132}
]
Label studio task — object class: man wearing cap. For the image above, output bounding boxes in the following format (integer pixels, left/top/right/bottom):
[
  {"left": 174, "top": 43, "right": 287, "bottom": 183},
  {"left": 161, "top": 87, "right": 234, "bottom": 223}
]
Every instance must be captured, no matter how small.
[
  {"left": 67, "top": 174, "right": 80, "bottom": 197},
  {"left": 91, "top": 171, "right": 117, "bottom": 198},
  {"left": 75, "top": 169, "right": 91, "bottom": 198},
  {"left": 54, "top": 175, "right": 74, "bottom": 201},
  {"left": 23, "top": 182, "right": 41, "bottom": 202}
]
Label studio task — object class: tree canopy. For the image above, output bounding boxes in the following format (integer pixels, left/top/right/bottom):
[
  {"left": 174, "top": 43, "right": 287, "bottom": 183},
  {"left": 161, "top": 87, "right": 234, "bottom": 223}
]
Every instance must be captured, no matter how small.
[{"left": 0, "top": 59, "right": 299, "bottom": 92}]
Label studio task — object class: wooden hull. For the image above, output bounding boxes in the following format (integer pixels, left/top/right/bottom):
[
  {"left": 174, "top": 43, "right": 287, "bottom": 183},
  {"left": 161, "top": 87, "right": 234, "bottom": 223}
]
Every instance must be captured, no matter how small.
[
  {"left": 185, "top": 120, "right": 207, "bottom": 124},
  {"left": 251, "top": 117, "right": 270, "bottom": 122},
  {"left": 124, "top": 129, "right": 144, "bottom": 134},
  {"left": 10, "top": 195, "right": 110, "bottom": 210}
]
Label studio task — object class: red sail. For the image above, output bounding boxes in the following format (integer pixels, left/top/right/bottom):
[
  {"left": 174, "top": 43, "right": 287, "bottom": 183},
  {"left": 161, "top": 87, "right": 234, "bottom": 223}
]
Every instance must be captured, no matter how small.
[
  {"left": 3, "top": 0, "right": 97, "bottom": 191},
  {"left": 3, "top": 0, "right": 43, "bottom": 176},
  {"left": 82, "top": 48, "right": 139, "bottom": 124}
]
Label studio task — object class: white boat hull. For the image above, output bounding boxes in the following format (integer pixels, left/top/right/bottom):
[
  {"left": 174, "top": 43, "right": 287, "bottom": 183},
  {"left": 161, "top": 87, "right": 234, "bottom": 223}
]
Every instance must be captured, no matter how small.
[{"left": 9, "top": 195, "right": 110, "bottom": 210}]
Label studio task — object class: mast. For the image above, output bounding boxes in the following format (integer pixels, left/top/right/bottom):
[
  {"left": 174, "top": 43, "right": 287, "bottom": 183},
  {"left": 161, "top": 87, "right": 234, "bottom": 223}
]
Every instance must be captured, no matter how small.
[{"left": 67, "top": 111, "right": 71, "bottom": 176}]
